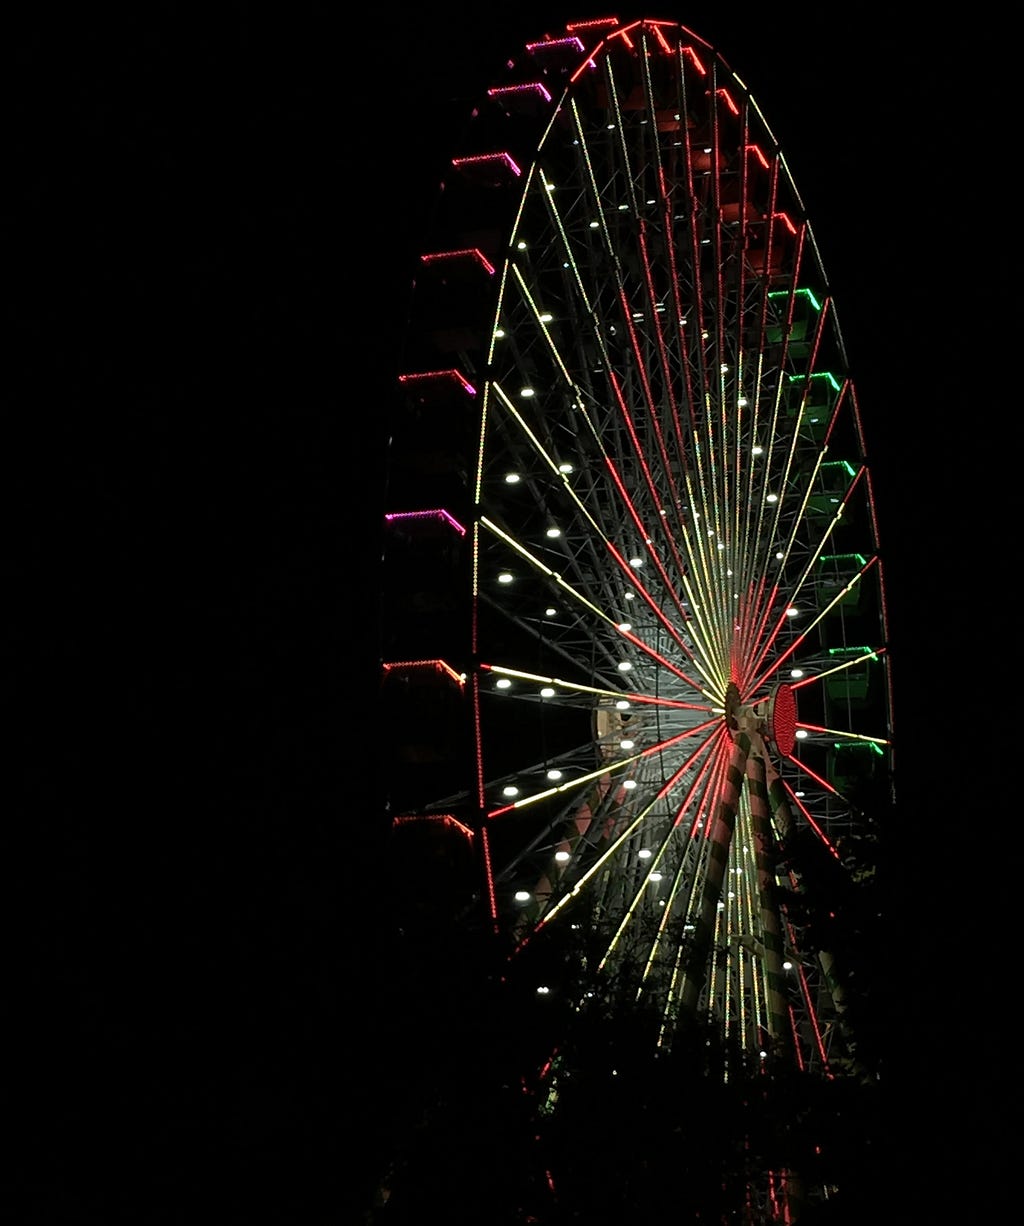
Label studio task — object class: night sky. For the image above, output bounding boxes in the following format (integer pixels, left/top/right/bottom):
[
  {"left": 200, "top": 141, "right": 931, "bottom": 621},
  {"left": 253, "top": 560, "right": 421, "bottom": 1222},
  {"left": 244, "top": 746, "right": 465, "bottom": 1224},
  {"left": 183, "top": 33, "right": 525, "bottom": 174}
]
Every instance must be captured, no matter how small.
[{"left": 16, "top": 5, "right": 1004, "bottom": 1222}]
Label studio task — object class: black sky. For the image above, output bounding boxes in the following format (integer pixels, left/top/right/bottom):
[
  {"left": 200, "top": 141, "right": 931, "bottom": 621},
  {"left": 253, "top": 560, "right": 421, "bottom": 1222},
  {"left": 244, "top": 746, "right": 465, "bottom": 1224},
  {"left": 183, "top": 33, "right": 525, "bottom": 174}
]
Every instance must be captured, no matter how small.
[{"left": 15, "top": 5, "right": 1005, "bottom": 1222}]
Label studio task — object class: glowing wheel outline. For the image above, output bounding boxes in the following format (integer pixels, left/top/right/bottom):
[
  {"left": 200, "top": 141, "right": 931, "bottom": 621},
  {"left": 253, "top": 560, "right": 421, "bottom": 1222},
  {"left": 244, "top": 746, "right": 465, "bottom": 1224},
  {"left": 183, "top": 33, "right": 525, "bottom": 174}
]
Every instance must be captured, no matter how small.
[{"left": 384, "top": 16, "right": 894, "bottom": 1086}]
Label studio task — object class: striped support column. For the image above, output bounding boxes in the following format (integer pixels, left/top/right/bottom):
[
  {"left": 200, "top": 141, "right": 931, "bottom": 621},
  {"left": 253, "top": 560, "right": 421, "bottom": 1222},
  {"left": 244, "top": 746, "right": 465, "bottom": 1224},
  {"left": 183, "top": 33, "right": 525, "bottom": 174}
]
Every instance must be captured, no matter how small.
[
  {"left": 746, "top": 743, "right": 789, "bottom": 1047},
  {"left": 764, "top": 760, "right": 794, "bottom": 841},
  {"left": 680, "top": 732, "right": 749, "bottom": 1013}
]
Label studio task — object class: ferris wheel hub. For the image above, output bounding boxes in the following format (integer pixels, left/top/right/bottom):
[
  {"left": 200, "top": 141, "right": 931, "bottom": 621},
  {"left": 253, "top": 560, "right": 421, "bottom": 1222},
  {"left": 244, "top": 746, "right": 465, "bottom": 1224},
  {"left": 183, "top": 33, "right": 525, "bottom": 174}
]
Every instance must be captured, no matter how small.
[
  {"left": 724, "top": 681, "right": 798, "bottom": 756},
  {"left": 724, "top": 682, "right": 743, "bottom": 732},
  {"left": 747, "top": 683, "right": 798, "bottom": 756}
]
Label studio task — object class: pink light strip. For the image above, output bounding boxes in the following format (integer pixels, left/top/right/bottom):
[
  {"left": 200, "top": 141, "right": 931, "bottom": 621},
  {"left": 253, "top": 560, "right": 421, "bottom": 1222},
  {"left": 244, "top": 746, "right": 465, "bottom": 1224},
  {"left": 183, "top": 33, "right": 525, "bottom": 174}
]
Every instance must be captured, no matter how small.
[
  {"left": 525, "top": 36, "right": 584, "bottom": 53},
  {"left": 451, "top": 151, "right": 522, "bottom": 177},
  {"left": 384, "top": 509, "right": 467, "bottom": 535},
  {"left": 487, "top": 82, "right": 552, "bottom": 104}
]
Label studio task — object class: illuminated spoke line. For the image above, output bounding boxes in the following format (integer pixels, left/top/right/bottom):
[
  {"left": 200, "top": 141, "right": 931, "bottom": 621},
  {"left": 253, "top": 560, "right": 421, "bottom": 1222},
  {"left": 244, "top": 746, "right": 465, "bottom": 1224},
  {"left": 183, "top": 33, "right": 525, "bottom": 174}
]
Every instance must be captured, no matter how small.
[
  {"left": 488, "top": 379, "right": 705, "bottom": 679},
  {"left": 743, "top": 371, "right": 788, "bottom": 601},
  {"left": 792, "top": 955, "right": 830, "bottom": 1070},
  {"left": 774, "top": 785, "right": 844, "bottom": 864},
  {"left": 738, "top": 215, "right": 792, "bottom": 616},
  {"left": 734, "top": 575, "right": 778, "bottom": 693},
  {"left": 537, "top": 730, "right": 730, "bottom": 941},
  {"left": 741, "top": 454, "right": 868, "bottom": 685},
  {"left": 661, "top": 718, "right": 748, "bottom": 1036},
  {"left": 479, "top": 514, "right": 702, "bottom": 688},
  {"left": 538, "top": 125, "right": 701, "bottom": 647},
  {"left": 634, "top": 216, "right": 690, "bottom": 498},
  {"left": 790, "top": 647, "right": 883, "bottom": 689},
  {"left": 758, "top": 374, "right": 853, "bottom": 595},
  {"left": 724, "top": 827, "right": 763, "bottom": 1051},
  {"left": 688, "top": 352, "right": 738, "bottom": 677},
  {"left": 633, "top": 746, "right": 731, "bottom": 994},
  {"left": 697, "top": 392, "right": 726, "bottom": 658},
  {"left": 776, "top": 750, "right": 847, "bottom": 802},
  {"left": 681, "top": 481, "right": 734, "bottom": 688},
  {"left": 567, "top": 93, "right": 734, "bottom": 679},
  {"left": 536, "top": 726, "right": 725, "bottom": 934},
  {"left": 669, "top": 734, "right": 741, "bottom": 1023},
  {"left": 743, "top": 549, "right": 879, "bottom": 697},
  {"left": 797, "top": 723, "right": 889, "bottom": 747},
  {"left": 661, "top": 171, "right": 702, "bottom": 443},
  {"left": 599, "top": 379, "right": 701, "bottom": 640},
  {"left": 482, "top": 663, "right": 713, "bottom": 714},
  {"left": 742, "top": 531, "right": 875, "bottom": 700},
  {"left": 656, "top": 739, "right": 736, "bottom": 987},
  {"left": 561, "top": 91, "right": 723, "bottom": 662},
  {"left": 533, "top": 164, "right": 597, "bottom": 320},
  {"left": 488, "top": 720, "right": 715, "bottom": 820},
  {"left": 613, "top": 215, "right": 696, "bottom": 529},
  {"left": 734, "top": 440, "right": 773, "bottom": 640},
  {"left": 507, "top": 262, "right": 584, "bottom": 387},
  {"left": 610, "top": 295, "right": 696, "bottom": 604},
  {"left": 603, "top": 56, "right": 642, "bottom": 219}
]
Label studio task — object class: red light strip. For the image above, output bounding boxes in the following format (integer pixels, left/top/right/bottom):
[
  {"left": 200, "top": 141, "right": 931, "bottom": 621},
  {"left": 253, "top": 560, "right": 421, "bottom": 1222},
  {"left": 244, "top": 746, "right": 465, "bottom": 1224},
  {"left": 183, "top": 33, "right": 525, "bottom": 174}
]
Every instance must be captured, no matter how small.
[
  {"left": 615, "top": 243, "right": 696, "bottom": 587},
  {"left": 451, "top": 151, "right": 522, "bottom": 177},
  {"left": 487, "top": 82, "right": 552, "bottom": 104},
  {"left": 602, "top": 521, "right": 703, "bottom": 682},
  {"left": 682, "top": 45, "right": 706, "bottom": 74},
  {"left": 736, "top": 578, "right": 779, "bottom": 698},
  {"left": 780, "top": 785, "right": 843, "bottom": 874},
  {"left": 729, "top": 577, "right": 770, "bottom": 697},
  {"left": 744, "top": 608, "right": 822, "bottom": 700},
  {"left": 711, "top": 87, "right": 739, "bottom": 116},
  {"left": 603, "top": 367, "right": 697, "bottom": 639},
  {"left": 420, "top": 248, "right": 496, "bottom": 275},
  {"left": 745, "top": 143, "right": 769, "bottom": 170},
  {"left": 565, "top": 17, "right": 620, "bottom": 33},
  {"left": 662, "top": 724, "right": 725, "bottom": 810},
  {"left": 745, "top": 470, "right": 873, "bottom": 698},
  {"left": 381, "top": 659, "right": 465, "bottom": 686},
  {"left": 650, "top": 26, "right": 675, "bottom": 54},
  {"left": 486, "top": 720, "right": 718, "bottom": 820},
  {"left": 794, "top": 957, "right": 830, "bottom": 1068},
  {"left": 391, "top": 813, "right": 475, "bottom": 841},
  {"left": 397, "top": 368, "right": 477, "bottom": 396},
  {"left": 784, "top": 755, "right": 843, "bottom": 807},
  {"left": 659, "top": 166, "right": 701, "bottom": 438}
]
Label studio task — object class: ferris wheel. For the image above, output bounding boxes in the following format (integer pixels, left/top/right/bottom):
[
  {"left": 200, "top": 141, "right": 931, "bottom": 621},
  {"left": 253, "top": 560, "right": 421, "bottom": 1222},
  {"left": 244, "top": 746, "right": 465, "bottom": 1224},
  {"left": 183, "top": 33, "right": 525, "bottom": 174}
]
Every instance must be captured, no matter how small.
[{"left": 381, "top": 11, "right": 893, "bottom": 1115}]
